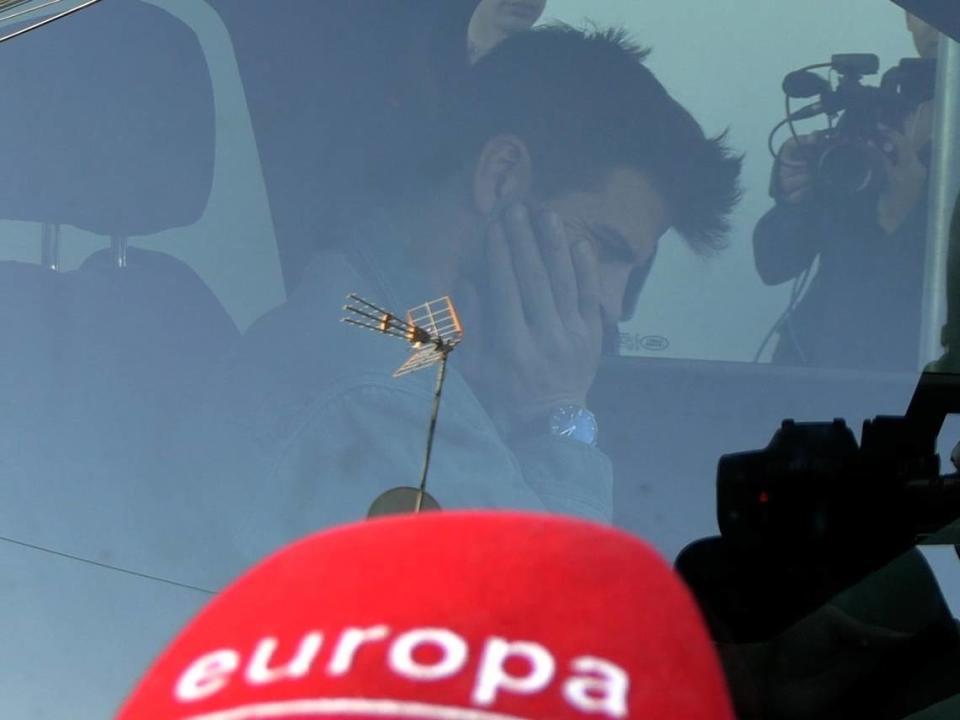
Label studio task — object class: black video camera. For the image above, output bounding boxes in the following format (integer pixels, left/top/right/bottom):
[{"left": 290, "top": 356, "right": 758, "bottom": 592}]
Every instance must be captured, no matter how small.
[
  {"left": 677, "top": 372, "right": 960, "bottom": 642},
  {"left": 776, "top": 53, "right": 936, "bottom": 201},
  {"left": 717, "top": 416, "right": 958, "bottom": 562}
]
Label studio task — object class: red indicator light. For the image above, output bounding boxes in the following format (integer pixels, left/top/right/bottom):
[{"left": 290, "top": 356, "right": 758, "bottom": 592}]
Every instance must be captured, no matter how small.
[{"left": 758, "top": 491, "right": 770, "bottom": 504}]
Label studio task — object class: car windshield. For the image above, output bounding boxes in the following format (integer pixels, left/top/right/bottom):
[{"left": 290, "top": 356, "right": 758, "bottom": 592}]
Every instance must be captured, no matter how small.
[{"left": 4, "top": 1, "right": 960, "bottom": 718}]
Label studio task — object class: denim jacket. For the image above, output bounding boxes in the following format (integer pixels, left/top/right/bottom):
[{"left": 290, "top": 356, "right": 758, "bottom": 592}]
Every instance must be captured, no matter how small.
[{"left": 162, "top": 230, "right": 614, "bottom": 589}]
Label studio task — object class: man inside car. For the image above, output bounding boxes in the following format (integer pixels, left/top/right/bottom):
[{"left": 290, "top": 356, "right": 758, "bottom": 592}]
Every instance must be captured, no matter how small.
[{"left": 157, "top": 25, "right": 742, "bottom": 587}]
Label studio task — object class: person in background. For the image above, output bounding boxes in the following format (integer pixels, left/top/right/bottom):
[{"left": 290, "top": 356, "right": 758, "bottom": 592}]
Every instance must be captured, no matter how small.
[
  {"left": 753, "top": 10, "right": 938, "bottom": 371},
  {"left": 468, "top": 0, "right": 547, "bottom": 62},
  {"left": 907, "top": 11, "right": 941, "bottom": 61},
  {"left": 211, "top": 1, "right": 542, "bottom": 289},
  {"left": 207, "top": 1, "right": 482, "bottom": 292}
]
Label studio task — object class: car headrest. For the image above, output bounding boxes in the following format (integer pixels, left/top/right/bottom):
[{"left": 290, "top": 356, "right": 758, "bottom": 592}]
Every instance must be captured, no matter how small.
[{"left": 0, "top": 0, "right": 215, "bottom": 236}]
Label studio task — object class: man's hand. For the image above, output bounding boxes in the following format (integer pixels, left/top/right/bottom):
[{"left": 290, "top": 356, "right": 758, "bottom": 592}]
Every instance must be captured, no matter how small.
[
  {"left": 876, "top": 126, "right": 928, "bottom": 236},
  {"left": 775, "top": 134, "right": 818, "bottom": 205},
  {"left": 777, "top": 127, "right": 927, "bottom": 236},
  {"left": 455, "top": 203, "right": 603, "bottom": 436}
]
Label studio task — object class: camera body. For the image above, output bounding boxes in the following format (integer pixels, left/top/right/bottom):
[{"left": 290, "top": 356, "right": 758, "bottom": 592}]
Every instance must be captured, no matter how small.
[
  {"left": 675, "top": 372, "right": 960, "bottom": 641},
  {"left": 716, "top": 416, "right": 951, "bottom": 565},
  {"left": 780, "top": 54, "right": 935, "bottom": 202}
]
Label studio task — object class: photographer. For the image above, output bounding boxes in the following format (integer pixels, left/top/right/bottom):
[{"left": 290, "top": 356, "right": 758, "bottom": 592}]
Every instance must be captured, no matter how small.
[{"left": 754, "top": 12, "right": 937, "bottom": 372}]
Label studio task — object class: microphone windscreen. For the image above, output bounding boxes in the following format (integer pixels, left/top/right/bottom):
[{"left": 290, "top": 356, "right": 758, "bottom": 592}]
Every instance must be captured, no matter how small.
[
  {"left": 782, "top": 70, "right": 828, "bottom": 99},
  {"left": 118, "top": 512, "right": 733, "bottom": 719}
]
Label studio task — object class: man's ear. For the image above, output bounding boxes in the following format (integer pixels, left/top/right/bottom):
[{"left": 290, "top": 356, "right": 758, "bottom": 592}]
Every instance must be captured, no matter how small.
[{"left": 472, "top": 134, "right": 533, "bottom": 216}]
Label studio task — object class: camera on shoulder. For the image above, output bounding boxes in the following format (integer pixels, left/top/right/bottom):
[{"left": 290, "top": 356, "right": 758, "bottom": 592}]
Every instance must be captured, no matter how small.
[{"left": 773, "top": 53, "right": 935, "bottom": 202}]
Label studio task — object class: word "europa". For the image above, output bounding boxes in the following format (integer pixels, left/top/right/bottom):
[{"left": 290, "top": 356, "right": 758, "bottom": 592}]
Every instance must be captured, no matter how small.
[{"left": 175, "top": 624, "right": 630, "bottom": 718}]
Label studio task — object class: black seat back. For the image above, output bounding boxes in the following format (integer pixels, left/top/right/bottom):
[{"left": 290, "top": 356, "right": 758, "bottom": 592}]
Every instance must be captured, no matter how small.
[
  {"left": 0, "top": 0, "right": 215, "bottom": 234},
  {"left": 0, "top": 0, "right": 233, "bottom": 446},
  {"left": 0, "top": 5, "right": 238, "bottom": 714}
]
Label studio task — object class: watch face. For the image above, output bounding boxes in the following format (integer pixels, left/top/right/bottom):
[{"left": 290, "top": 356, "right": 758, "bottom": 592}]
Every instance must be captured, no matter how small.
[{"left": 550, "top": 405, "right": 598, "bottom": 447}]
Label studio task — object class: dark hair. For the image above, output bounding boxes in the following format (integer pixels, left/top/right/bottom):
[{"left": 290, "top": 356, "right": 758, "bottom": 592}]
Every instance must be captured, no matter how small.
[{"left": 427, "top": 24, "right": 743, "bottom": 253}]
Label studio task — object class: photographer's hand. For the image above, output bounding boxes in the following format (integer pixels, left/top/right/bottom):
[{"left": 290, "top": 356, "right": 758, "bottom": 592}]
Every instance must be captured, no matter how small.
[
  {"left": 876, "top": 127, "right": 928, "bottom": 236},
  {"left": 776, "top": 135, "right": 817, "bottom": 204},
  {"left": 454, "top": 203, "right": 603, "bottom": 437}
]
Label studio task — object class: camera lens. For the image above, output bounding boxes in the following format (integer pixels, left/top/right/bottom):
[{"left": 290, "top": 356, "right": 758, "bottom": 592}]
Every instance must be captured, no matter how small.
[{"left": 816, "top": 140, "right": 878, "bottom": 196}]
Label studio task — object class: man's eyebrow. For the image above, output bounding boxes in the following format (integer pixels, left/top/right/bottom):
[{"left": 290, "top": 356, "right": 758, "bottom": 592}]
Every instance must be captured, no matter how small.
[{"left": 590, "top": 223, "right": 643, "bottom": 262}]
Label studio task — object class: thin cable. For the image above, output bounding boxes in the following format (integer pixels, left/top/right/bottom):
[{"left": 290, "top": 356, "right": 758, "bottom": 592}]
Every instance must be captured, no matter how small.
[
  {"left": 753, "top": 304, "right": 787, "bottom": 363},
  {"left": 797, "top": 62, "right": 835, "bottom": 75},
  {"left": 775, "top": 61, "right": 835, "bottom": 161},
  {"left": 753, "top": 261, "right": 814, "bottom": 363},
  {"left": 780, "top": 265, "right": 812, "bottom": 364},
  {"left": 0, "top": 533, "right": 216, "bottom": 595},
  {"left": 768, "top": 118, "right": 792, "bottom": 160},
  {"left": 786, "top": 94, "right": 804, "bottom": 149}
]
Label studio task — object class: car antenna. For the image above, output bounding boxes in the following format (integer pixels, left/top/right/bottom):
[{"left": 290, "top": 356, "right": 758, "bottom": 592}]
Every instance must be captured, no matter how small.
[{"left": 342, "top": 293, "right": 463, "bottom": 516}]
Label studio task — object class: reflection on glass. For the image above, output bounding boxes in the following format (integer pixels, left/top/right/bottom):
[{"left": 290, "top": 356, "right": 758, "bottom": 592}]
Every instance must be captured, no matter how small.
[
  {"left": 0, "top": 2, "right": 959, "bottom": 719},
  {"left": 754, "top": 10, "right": 938, "bottom": 372}
]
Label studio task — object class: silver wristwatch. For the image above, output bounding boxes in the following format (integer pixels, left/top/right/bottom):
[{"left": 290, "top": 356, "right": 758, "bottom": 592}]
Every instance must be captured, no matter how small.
[{"left": 548, "top": 405, "right": 599, "bottom": 447}]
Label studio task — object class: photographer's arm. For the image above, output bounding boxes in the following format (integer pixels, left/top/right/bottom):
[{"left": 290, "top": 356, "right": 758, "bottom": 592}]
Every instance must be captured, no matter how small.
[
  {"left": 753, "top": 201, "right": 823, "bottom": 286},
  {"left": 876, "top": 127, "right": 929, "bottom": 237},
  {"left": 754, "top": 136, "right": 825, "bottom": 285}
]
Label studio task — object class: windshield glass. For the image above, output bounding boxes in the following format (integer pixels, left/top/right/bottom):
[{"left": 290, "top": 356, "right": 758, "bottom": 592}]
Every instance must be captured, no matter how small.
[{"left": 3, "top": 1, "right": 960, "bottom": 718}]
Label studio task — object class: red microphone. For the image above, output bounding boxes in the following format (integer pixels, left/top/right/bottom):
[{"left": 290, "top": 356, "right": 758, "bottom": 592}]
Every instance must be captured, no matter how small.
[{"left": 118, "top": 512, "right": 733, "bottom": 719}]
